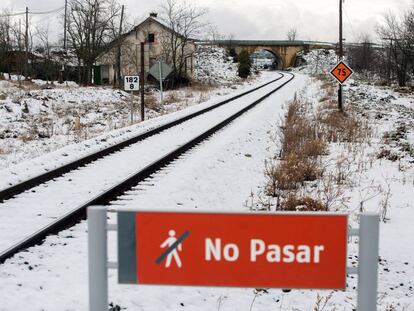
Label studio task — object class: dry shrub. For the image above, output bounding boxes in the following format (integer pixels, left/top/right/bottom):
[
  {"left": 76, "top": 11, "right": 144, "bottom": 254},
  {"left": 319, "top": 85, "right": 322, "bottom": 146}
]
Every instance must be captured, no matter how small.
[
  {"left": 319, "top": 96, "right": 329, "bottom": 103},
  {"left": 144, "top": 94, "right": 161, "bottom": 112},
  {"left": 320, "top": 80, "right": 336, "bottom": 91},
  {"left": 280, "top": 100, "right": 327, "bottom": 158},
  {"left": 164, "top": 91, "right": 180, "bottom": 104},
  {"left": 265, "top": 154, "right": 322, "bottom": 194},
  {"left": 314, "top": 73, "right": 329, "bottom": 81},
  {"left": 375, "top": 80, "right": 391, "bottom": 87},
  {"left": 20, "top": 134, "right": 35, "bottom": 142},
  {"left": 188, "top": 82, "right": 215, "bottom": 93},
  {"left": 280, "top": 194, "right": 327, "bottom": 212},
  {"left": 317, "top": 109, "right": 367, "bottom": 143},
  {"left": 302, "top": 139, "right": 328, "bottom": 157},
  {"left": 377, "top": 148, "right": 400, "bottom": 162},
  {"left": 319, "top": 99, "right": 337, "bottom": 110},
  {"left": 265, "top": 99, "right": 326, "bottom": 196}
]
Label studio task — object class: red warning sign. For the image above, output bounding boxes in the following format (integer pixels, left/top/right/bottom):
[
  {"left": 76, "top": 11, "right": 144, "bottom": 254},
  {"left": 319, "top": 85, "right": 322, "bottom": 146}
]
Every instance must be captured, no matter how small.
[
  {"left": 330, "top": 61, "right": 354, "bottom": 84},
  {"left": 118, "top": 211, "right": 348, "bottom": 289}
]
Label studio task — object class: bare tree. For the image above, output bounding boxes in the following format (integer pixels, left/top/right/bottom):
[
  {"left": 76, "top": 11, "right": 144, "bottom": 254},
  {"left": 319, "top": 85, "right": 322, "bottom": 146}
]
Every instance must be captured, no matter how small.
[
  {"left": 347, "top": 33, "right": 378, "bottom": 77},
  {"left": 286, "top": 27, "right": 297, "bottom": 41},
  {"left": 159, "top": 0, "right": 207, "bottom": 85},
  {"left": 0, "top": 9, "right": 13, "bottom": 78},
  {"left": 66, "top": 0, "right": 122, "bottom": 85},
  {"left": 35, "top": 25, "right": 57, "bottom": 83},
  {"left": 378, "top": 11, "right": 414, "bottom": 86},
  {"left": 207, "top": 24, "right": 223, "bottom": 45}
]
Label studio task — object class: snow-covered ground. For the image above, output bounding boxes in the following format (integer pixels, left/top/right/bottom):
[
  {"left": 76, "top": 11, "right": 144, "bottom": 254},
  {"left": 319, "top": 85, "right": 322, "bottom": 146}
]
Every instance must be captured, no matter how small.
[
  {"left": 0, "top": 72, "right": 275, "bottom": 191},
  {"left": 194, "top": 46, "right": 240, "bottom": 84},
  {"left": 0, "top": 49, "right": 413, "bottom": 310},
  {"left": 0, "top": 72, "right": 287, "bottom": 254},
  {"left": 0, "top": 71, "right": 301, "bottom": 310},
  {"left": 0, "top": 65, "right": 251, "bottom": 171}
]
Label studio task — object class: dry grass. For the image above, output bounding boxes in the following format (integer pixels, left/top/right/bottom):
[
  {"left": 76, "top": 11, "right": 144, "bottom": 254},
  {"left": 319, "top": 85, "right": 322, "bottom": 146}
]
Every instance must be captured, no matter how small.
[
  {"left": 280, "top": 99, "right": 327, "bottom": 158},
  {"left": 265, "top": 99, "right": 327, "bottom": 197},
  {"left": 316, "top": 107, "right": 369, "bottom": 143},
  {"left": 188, "top": 82, "right": 215, "bottom": 93},
  {"left": 261, "top": 69, "right": 373, "bottom": 212},
  {"left": 144, "top": 94, "right": 162, "bottom": 112},
  {"left": 164, "top": 91, "right": 181, "bottom": 105},
  {"left": 265, "top": 155, "right": 322, "bottom": 194},
  {"left": 264, "top": 93, "right": 368, "bottom": 212},
  {"left": 280, "top": 194, "right": 327, "bottom": 212},
  {"left": 19, "top": 134, "right": 36, "bottom": 143}
]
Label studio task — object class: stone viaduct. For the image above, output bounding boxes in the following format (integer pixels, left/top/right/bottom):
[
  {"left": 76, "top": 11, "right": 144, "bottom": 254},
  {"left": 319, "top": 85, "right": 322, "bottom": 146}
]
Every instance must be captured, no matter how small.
[{"left": 199, "top": 40, "right": 335, "bottom": 69}]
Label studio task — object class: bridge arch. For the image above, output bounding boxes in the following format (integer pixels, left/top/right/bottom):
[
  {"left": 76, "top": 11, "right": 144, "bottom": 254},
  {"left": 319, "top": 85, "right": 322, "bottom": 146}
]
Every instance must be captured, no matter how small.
[
  {"left": 250, "top": 47, "right": 283, "bottom": 70},
  {"left": 233, "top": 45, "right": 305, "bottom": 69},
  {"left": 207, "top": 41, "right": 334, "bottom": 70},
  {"left": 250, "top": 48, "right": 283, "bottom": 70}
]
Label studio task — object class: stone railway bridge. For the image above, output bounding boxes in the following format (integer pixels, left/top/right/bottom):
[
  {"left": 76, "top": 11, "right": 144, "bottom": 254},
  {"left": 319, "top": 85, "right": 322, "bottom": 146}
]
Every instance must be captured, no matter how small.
[{"left": 198, "top": 40, "right": 335, "bottom": 69}]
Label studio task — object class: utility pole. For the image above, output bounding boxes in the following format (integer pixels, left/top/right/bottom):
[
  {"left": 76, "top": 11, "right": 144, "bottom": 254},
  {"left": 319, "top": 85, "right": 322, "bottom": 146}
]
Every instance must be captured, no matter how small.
[
  {"left": 337, "top": 0, "right": 344, "bottom": 112},
  {"left": 382, "top": 37, "right": 394, "bottom": 83},
  {"left": 116, "top": 5, "right": 125, "bottom": 88},
  {"left": 158, "top": 60, "right": 163, "bottom": 104},
  {"left": 25, "top": 6, "right": 29, "bottom": 80},
  {"left": 60, "top": 0, "right": 68, "bottom": 84},
  {"left": 63, "top": 0, "right": 68, "bottom": 50},
  {"left": 140, "top": 42, "right": 145, "bottom": 121}
]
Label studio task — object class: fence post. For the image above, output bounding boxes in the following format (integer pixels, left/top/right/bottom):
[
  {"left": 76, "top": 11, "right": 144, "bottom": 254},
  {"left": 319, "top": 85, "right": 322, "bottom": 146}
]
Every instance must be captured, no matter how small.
[
  {"left": 357, "top": 213, "right": 379, "bottom": 311},
  {"left": 88, "top": 206, "right": 108, "bottom": 311}
]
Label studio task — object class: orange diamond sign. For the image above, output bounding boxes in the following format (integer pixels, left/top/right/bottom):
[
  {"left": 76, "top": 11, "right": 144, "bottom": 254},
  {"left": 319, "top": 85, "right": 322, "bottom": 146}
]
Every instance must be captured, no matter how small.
[{"left": 330, "top": 61, "right": 354, "bottom": 84}]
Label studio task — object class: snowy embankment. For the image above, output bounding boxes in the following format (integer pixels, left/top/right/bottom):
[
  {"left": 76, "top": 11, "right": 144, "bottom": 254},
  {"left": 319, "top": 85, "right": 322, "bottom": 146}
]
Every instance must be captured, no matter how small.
[
  {"left": 0, "top": 71, "right": 303, "bottom": 310},
  {"left": 0, "top": 47, "right": 239, "bottom": 171},
  {"left": 0, "top": 73, "right": 287, "bottom": 255},
  {"left": 285, "top": 49, "right": 414, "bottom": 309},
  {"left": 0, "top": 72, "right": 272, "bottom": 191},
  {"left": 0, "top": 47, "right": 413, "bottom": 310},
  {"left": 194, "top": 46, "right": 240, "bottom": 84}
]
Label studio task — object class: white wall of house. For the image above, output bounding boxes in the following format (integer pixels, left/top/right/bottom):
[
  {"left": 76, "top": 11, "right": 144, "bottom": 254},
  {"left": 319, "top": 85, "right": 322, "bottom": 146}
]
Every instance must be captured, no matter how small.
[{"left": 96, "top": 15, "right": 196, "bottom": 85}]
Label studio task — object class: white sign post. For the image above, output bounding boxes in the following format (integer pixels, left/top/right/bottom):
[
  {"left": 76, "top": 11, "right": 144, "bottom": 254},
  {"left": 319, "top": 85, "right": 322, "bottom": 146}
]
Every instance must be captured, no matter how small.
[
  {"left": 149, "top": 62, "right": 172, "bottom": 106},
  {"left": 158, "top": 61, "right": 164, "bottom": 104},
  {"left": 88, "top": 209, "right": 380, "bottom": 311},
  {"left": 124, "top": 76, "right": 140, "bottom": 124}
]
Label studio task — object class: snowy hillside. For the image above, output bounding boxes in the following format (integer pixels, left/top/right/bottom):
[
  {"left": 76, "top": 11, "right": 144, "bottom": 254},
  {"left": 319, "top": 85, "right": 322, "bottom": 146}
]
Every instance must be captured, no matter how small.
[
  {"left": 296, "top": 49, "right": 338, "bottom": 75},
  {"left": 0, "top": 71, "right": 263, "bottom": 169},
  {"left": 0, "top": 46, "right": 413, "bottom": 310},
  {"left": 194, "top": 46, "right": 240, "bottom": 84}
]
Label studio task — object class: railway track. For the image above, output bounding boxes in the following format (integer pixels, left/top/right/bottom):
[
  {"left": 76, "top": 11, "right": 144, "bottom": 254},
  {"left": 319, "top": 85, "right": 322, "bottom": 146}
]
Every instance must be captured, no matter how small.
[
  {"left": 0, "top": 74, "right": 285, "bottom": 203},
  {"left": 0, "top": 72, "right": 294, "bottom": 264}
]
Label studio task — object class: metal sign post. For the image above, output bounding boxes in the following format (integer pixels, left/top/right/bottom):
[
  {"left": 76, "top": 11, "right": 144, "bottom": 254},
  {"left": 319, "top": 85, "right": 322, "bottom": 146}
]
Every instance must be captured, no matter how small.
[
  {"left": 130, "top": 91, "right": 134, "bottom": 124},
  {"left": 357, "top": 213, "right": 380, "bottom": 311},
  {"left": 87, "top": 206, "right": 108, "bottom": 311},
  {"left": 124, "top": 76, "right": 140, "bottom": 125},
  {"left": 149, "top": 61, "right": 172, "bottom": 106},
  {"left": 330, "top": 60, "right": 353, "bottom": 114},
  {"left": 87, "top": 209, "right": 380, "bottom": 311},
  {"left": 158, "top": 61, "right": 164, "bottom": 104}
]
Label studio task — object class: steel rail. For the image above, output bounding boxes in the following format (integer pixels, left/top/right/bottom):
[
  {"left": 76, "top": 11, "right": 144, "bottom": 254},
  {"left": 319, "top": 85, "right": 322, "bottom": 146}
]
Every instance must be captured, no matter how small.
[
  {"left": 0, "top": 73, "right": 294, "bottom": 264},
  {"left": 0, "top": 74, "right": 285, "bottom": 203}
]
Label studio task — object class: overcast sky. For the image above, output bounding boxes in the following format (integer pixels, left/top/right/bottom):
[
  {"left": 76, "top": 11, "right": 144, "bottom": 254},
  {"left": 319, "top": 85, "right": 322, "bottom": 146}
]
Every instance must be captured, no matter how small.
[{"left": 2, "top": 0, "right": 413, "bottom": 43}]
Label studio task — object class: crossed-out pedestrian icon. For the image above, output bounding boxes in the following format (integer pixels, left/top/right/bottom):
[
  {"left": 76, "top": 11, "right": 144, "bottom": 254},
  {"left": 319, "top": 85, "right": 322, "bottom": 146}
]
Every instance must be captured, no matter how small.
[
  {"left": 161, "top": 230, "right": 182, "bottom": 268},
  {"left": 155, "top": 229, "right": 190, "bottom": 268}
]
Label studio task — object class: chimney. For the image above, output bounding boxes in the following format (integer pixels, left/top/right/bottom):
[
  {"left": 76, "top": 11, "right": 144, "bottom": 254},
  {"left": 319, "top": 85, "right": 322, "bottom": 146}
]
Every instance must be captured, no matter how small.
[{"left": 149, "top": 12, "right": 158, "bottom": 18}]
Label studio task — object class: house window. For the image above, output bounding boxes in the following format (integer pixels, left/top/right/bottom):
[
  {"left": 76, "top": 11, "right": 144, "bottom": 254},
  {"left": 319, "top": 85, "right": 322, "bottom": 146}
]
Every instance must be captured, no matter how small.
[{"left": 148, "top": 33, "right": 155, "bottom": 43}]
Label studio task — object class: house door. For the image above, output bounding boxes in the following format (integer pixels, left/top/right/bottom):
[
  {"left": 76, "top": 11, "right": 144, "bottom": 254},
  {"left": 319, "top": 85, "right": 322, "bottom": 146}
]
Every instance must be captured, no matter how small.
[{"left": 93, "top": 65, "right": 102, "bottom": 85}]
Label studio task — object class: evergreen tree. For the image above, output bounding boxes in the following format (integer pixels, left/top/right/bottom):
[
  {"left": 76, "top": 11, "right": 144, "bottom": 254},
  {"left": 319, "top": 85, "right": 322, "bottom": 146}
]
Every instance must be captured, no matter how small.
[{"left": 238, "top": 50, "right": 251, "bottom": 78}]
